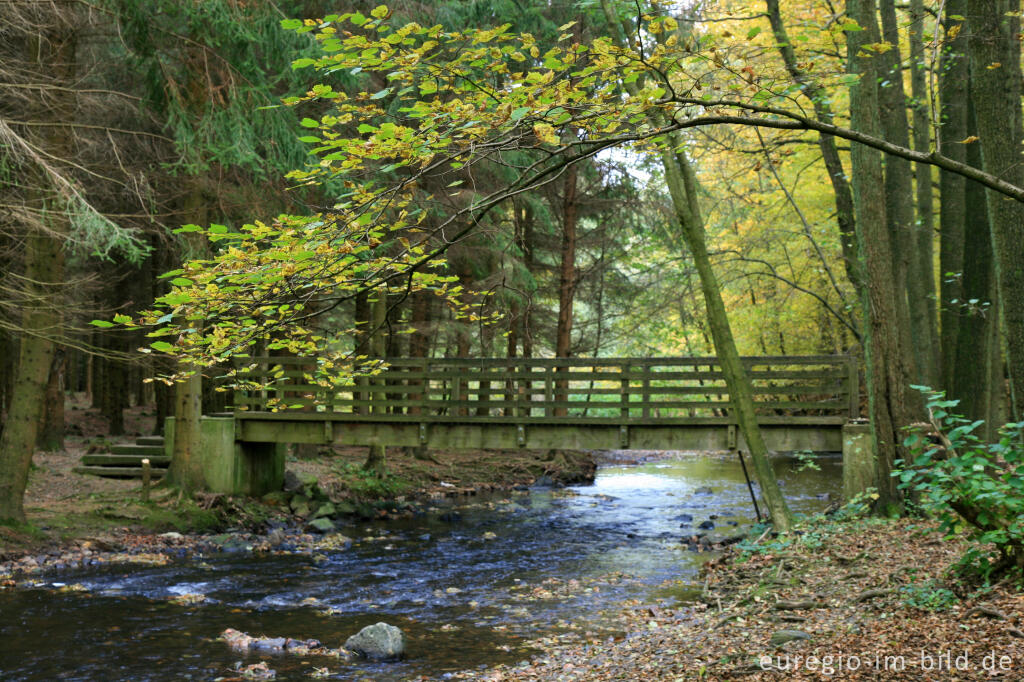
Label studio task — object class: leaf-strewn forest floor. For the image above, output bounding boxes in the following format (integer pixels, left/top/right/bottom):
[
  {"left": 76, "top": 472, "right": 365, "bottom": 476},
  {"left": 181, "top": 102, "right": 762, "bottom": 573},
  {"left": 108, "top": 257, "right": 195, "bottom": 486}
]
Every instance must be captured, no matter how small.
[{"left": 453, "top": 518, "right": 1024, "bottom": 681}]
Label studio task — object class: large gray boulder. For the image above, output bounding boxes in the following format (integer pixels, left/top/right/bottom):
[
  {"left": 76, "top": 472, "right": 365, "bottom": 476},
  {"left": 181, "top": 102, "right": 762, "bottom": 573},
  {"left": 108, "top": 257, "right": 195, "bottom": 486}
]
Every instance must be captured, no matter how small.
[{"left": 344, "top": 622, "right": 406, "bottom": 660}]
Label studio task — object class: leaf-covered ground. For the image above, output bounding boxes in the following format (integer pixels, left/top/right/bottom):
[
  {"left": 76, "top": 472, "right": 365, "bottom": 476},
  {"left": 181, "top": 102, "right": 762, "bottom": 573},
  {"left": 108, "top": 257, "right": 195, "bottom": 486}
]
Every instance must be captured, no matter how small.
[{"left": 453, "top": 518, "right": 1024, "bottom": 681}]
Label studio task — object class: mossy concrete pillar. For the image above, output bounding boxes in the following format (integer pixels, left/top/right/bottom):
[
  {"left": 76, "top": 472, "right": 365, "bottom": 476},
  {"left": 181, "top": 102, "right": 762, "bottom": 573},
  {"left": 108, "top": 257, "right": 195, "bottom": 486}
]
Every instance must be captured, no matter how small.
[
  {"left": 842, "top": 421, "right": 875, "bottom": 502},
  {"left": 164, "top": 417, "right": 284, "bottom": 496}
]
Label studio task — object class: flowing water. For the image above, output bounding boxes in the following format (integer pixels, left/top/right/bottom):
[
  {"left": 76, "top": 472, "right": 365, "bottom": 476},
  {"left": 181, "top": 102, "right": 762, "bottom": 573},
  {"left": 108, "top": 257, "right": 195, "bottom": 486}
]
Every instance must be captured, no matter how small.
[{"left": 0, "top": 452, "right": 840, "bottom": 681}]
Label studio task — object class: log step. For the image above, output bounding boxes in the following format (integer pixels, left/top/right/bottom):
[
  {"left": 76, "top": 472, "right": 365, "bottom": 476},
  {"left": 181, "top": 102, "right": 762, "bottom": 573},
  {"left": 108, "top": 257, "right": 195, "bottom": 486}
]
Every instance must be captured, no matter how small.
[
  {"left": 73, "top": 466, "right": 166, "bottom": 479},
  {"left": 80, "top": 454, "right": 171, "bottom": 467},
  {"left": 110, "top": 444, "right": 165, "bottom": 457},
  {"left": 136, "top": 436, "right": 165, "bottom": 446}
]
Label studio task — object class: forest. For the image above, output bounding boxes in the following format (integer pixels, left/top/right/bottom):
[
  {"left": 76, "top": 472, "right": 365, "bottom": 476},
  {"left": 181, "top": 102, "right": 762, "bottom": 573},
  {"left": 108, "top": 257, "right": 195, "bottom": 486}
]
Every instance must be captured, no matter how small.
[{"left": 1, "top": 0, "right": 1023, "bottom": 679}]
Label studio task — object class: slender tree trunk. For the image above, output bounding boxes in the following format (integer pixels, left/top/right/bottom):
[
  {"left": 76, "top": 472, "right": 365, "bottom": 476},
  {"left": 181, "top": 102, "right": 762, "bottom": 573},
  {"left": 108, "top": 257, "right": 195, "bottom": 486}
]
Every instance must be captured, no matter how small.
[
  {"left": 168, "top": 182, "right": 207, "bottom": 492},
  {"left": 601, "top": 0, "right": 794, "bottom": 532},
  {"left": 363, "top": 291, "right": 387, "bottom": 474},
  {"left": 554, "top": 159, "right": 579, "bottom": 416},
  {"left": 764, "top": 0, "right": 860, "bottom": 290},
  {"left": 36, "top": 352, "right": 65, "bottom": 451},
  {"left": 846, "top": 0, "right": 919, "bottom": 510},
  {"left": 952, "top": 98, "right": 998, "bottom": 429},
  {"left": 878, "top": 0, "right": 928, "bottom": 388},
  {"left": 967, "top": 0, "right": 1024, "bottom": 419},
  {"left": 909, "top": 0, "right": 940, "bottom": 385},
  {"left": 938, "top": 0, "right": 970, "bottom": 390}
]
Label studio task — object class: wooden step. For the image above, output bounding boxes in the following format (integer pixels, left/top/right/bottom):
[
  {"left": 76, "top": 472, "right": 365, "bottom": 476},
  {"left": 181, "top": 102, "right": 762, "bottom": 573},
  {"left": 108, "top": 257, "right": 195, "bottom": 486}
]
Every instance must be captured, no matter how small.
[
  {"left": 110, "top": 444, "right": 165, "bottom": 457},
  {"left": 74, "top": 466, "right": 166, "bottom": 479},
  {"left": 136, "top": 436, "right": 165, "bottom": 446},
  {"left": 80, "top": 454, "right": 171, "bottom": 467}
]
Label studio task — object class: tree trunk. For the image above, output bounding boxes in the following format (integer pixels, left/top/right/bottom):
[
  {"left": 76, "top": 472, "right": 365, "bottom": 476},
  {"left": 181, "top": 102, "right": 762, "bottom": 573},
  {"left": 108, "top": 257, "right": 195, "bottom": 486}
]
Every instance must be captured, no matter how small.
[
  {"left": 878, "top": 0, "right": 929, "bottom": 389},
  {"left": 36, "top": 352, "right": 65, "bottom": 451},
  {"left": 363, "top": 291, "right": 387, "bottom": 474},
  {"left": 554, "top": 159, "right": 579, "bottom": 416},
  {"left": 908, "top": 0, "right": 940, "bottom": 385},
  {"left": 168, "top": 181, "right": 207, "bottom": 491},
  {"left": 952, "top": 97, "right": 998, "bottom": 430},
  {"left": 601, "top": 0, "right": 794, "bottom": 532},
  {"left": 846, "top": 0, "right": 919, "bottom": 510},
  {"left": 967, "top": 0, "right": 1024, "bottom": 419},
  {"left": 764, "top": 0, "right": 861, "bottom": 290},
  {"left": 938, "top": 0, "right": 970, "bottom": 390},
  {"left": 0, "top": 24, "right": 74, "bottom": 522}
]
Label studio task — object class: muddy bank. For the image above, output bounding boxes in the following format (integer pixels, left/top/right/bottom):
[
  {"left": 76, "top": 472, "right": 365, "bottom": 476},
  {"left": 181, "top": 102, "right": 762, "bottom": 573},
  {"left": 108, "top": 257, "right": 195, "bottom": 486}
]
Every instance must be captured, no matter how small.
[{"left": 454, "top": 515, "right": 1024, "bottom": 681}]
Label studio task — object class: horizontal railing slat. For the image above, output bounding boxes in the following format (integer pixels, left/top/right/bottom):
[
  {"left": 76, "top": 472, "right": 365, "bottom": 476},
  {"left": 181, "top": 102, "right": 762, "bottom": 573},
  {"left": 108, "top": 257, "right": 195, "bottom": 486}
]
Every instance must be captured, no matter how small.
[{"left": 233, "top": 355, "right": 857, "bottom": 423}]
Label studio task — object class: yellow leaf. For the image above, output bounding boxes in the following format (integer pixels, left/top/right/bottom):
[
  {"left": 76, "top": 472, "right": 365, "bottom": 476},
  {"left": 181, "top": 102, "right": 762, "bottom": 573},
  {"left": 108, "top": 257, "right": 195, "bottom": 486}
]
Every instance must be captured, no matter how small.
[
  {"left": 533, "top": 122, "right": 558, "bottom": 145},
  {"left": 987, "top": 62, "right": 1002, "bottom": 69},
  {"left": 958, "top": 135, "right": 979, "bottom": 144}
]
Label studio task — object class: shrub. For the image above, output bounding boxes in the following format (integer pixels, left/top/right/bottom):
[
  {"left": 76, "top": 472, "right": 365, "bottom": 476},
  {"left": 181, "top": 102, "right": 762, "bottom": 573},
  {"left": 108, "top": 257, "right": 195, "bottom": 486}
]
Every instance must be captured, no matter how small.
[{"left": 896, "top": 389, "right": 1024, "bottom": 579}]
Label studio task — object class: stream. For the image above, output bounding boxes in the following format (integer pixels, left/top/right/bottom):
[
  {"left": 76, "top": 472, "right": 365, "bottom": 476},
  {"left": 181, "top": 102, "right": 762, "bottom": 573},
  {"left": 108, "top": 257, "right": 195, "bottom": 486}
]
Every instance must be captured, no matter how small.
[{"left": 0, "top": 452, "right": 840, "bottom": 680}]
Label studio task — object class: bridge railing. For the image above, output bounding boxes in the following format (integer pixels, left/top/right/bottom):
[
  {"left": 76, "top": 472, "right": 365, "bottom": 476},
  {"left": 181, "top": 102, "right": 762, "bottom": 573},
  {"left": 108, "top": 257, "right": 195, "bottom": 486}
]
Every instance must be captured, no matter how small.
[{"left": 232, "top": 355, "right": 858, "bottom": 424}]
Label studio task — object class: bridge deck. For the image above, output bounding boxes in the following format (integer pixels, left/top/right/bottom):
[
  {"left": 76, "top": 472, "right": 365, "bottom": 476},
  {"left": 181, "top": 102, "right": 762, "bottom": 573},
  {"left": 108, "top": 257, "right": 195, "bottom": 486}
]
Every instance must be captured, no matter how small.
[{"left": 229, "top": 356, "right": 857, "bottom": 452}]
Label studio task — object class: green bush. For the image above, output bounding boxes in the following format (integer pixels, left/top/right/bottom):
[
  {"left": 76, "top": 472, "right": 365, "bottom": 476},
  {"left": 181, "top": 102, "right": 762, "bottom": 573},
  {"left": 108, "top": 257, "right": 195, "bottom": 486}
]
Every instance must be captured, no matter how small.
[{"left": 896, "top": 389, "right": 1024, "bottom": 579}]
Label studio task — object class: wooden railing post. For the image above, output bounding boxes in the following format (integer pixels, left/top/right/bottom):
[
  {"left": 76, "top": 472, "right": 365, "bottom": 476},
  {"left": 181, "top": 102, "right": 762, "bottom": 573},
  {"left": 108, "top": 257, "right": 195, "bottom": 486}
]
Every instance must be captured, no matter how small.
[
  {"left": 846, "top": 356, "right": 860, "bottom": 418},
  {"left": 544, "top": 366, "right": 554, "bottom": 418},
  {"left": 620, "top": 362, "right": 630, "bottom": 420},
  {"left": 641, "top": 361, "right": 651, "bottom": 419}
]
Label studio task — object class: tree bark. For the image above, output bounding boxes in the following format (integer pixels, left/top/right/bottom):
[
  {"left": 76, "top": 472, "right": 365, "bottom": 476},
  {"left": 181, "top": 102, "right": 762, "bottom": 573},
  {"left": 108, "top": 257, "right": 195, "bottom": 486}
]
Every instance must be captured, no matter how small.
[
  {"left": 878, "top": 0, "right": 930, "bottom": 388},
  {"left": 363, "top": 291, "right": 387, "bottom": 474},
  {"left": 952, "top": 97, "right": 998, "bottom": 430},
  {"left": 601, "top": 0, "right": 795, "bottom": 532},
  {"left": 846, "top": 0, "right": 918, "bottom": 510},
  {"left": 0, "top": 23, "right": 74, "bottom": 522},
  {"left": 167, "top": 181, "right": 208, "bottom": 492},
  {"left": 967, "top": 0, "right": 1024, "bottom": 419},
  {"left": 938, "top": 1, "right": 970, "bottom": 390},
  {"left": 554, "top": 158, "right": 579, "bottom": 416},
  {"left": 908, "top": 0, "right": 940, "bottom": 385}
]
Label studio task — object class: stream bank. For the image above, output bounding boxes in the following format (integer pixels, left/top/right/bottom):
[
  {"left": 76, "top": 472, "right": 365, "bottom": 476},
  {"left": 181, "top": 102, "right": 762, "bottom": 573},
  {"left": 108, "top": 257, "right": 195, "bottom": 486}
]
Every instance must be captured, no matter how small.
[
  {"left": 456, "top": 514, "right": 1024, "bottom": 681},
  {"left": 1, "top": 452, "right": 839, "bottom": 680}
]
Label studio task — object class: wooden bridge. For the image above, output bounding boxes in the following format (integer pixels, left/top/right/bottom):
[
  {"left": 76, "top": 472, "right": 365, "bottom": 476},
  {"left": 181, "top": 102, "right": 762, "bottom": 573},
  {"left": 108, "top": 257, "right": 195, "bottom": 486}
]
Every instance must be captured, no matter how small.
[{"left": 230, "top": 355, "right": 858, "bottom": 454}]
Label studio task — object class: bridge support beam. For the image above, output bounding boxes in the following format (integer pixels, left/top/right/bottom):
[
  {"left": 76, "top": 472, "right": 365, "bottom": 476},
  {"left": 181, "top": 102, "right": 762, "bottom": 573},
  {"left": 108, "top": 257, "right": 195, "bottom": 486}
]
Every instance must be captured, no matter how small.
[{"left": 164, "top": 417, "right": 284, "bottom": 496}]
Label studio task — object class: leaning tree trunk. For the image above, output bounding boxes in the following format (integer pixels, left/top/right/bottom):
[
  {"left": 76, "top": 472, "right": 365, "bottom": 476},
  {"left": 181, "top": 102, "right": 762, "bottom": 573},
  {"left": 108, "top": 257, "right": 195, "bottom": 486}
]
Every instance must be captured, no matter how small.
[
  {"left": 968, "top": 0, "right": 1024, "bottom": 419},
  {"left": 601, "top": 0, "right": 795, "bottom": 533},
  {"left": 846, "top": 0, "right": 918, "bottom": 510}
]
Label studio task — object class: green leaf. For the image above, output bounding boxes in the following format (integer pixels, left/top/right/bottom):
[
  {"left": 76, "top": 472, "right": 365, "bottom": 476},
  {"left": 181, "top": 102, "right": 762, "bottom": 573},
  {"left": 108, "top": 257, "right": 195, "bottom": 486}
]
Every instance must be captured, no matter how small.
[
  {"left": 174, "top": 224, "right": 203, "bottom": 233},
  {"left": 291, "top": 57, "right": 316, "bottom": 70},
  {"left": 300, "top": 118, "right": 320, "bottom": 128},
  {"left": 746, "top": 26, "right": 762, "bottom": 39},
  {"left": 350, "top": 12, "right": 367, "bottom": 26},
  {"left": 298, "top": 136, "right": 320, "bottom": 143},
  {"left": 511, "top": 106, "right": 531, "bottom": 121},
  {"left": 150, "top": 341, "right": 175, "bottom": 353},
  {"left": 90, "top": 319, "right": 115, "bottom": 328},
  {"left": 280, "top": 18, "right": 302, "bottom": 30},
  {"left": 370, "top": 88, "right": 391, "bottom": 100},
  {"left": 170, "top": 277, "right": 193, "bottom": 287}
]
